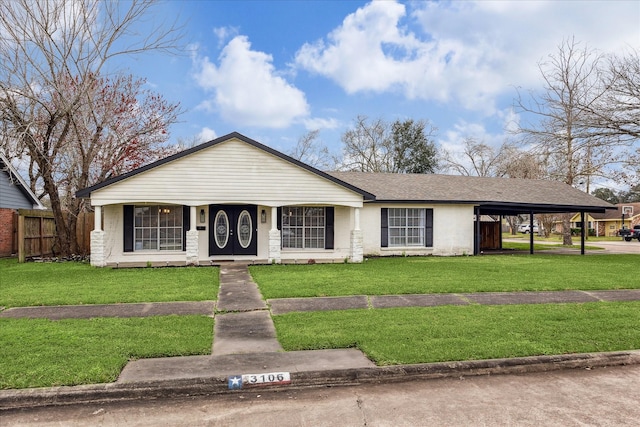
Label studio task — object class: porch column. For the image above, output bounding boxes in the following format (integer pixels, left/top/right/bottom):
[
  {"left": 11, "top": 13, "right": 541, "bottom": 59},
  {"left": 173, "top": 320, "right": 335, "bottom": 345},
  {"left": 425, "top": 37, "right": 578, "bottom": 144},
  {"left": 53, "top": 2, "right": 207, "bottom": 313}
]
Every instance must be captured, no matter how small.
[
  {"left": 350, "top": 207, "right": 363, "bottom": 263},
  {"left": 186, "top": 206, "right": 199, "bottom": 265},
  {"left": 268, "top": 206, "right": 281, "bottom": 264},
  {"left": 90, "top": 205, "right": 106, "bottom": 267}
]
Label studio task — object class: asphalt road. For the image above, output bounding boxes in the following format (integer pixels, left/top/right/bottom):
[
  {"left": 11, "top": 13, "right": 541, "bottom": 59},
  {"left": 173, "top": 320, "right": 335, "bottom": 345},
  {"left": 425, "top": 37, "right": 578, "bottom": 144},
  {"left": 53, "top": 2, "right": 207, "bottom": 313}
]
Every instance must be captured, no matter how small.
[{"left": 3, "top": 365, "right": 639, "bottom": 426}]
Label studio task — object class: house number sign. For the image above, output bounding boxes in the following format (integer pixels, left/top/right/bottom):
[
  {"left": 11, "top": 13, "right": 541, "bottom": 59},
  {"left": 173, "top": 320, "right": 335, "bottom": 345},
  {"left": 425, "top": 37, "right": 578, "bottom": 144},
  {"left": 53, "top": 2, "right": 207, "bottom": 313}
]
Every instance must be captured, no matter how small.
[{"left": 227, "top": 372, "right": 291, "bottom": 389}]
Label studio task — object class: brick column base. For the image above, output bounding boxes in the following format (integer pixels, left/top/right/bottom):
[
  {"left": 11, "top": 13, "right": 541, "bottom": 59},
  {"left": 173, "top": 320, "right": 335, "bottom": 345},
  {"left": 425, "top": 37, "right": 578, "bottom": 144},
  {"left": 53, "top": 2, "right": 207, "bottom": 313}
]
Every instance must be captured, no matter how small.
[
  {"left": 268, "top": 229, "right": 281, "bottom": 264},
  {"left": 350, "top": 229, "right": 363, "bottom": 263},
  {"left": 186, "top": 230, "right": 199, "bottom": 266},
  {"left": 90, "top": 230, "right": 106, "bottom": 267}
]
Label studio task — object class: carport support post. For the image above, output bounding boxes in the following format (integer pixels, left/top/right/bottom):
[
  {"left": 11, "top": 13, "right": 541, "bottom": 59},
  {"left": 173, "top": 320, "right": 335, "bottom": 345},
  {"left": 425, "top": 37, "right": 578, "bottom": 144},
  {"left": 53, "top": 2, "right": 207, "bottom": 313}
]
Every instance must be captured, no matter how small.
[
  {"left": 529, "top": 211, "right": 534, "bottom": 255},
  {"left": 268, "top": 206, "right": 281, "bottom": 264},
  {"left": 580, "top": 211, "right": 586, "bottom": 255},
  {"left": 90, "top": 205, "right": 106, "bottom": 267}
]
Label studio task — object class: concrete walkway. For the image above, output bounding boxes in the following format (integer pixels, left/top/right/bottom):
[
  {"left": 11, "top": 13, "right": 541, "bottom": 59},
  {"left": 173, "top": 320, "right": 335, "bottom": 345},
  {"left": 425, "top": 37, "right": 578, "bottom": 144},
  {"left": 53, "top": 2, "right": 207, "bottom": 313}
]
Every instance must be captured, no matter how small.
[{"left": 212, "top": 264, "right": 282, "bottom": 355}]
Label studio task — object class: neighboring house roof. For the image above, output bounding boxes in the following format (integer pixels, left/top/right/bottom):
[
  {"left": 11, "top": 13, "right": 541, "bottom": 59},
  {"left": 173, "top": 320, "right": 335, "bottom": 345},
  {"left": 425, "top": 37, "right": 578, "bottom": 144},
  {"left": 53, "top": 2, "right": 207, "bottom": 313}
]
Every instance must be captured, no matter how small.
[
  {"left": 0, "top": 154, "right": 45, "bottom": 210},
  {"left": 329, "top": 172, "right": 614, "bottom": 214},
  {"left": 576, "top": 203, "right": 640, "bottom": 221},
  {"left": 76, "top": 132, "right": 375, "bottom": 201}
]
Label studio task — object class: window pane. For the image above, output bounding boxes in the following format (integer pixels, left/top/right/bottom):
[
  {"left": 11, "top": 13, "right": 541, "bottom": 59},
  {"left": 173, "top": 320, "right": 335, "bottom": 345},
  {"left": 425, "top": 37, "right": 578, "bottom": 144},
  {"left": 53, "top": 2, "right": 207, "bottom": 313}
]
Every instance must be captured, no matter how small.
[
  {"left": 281, "top": 206, "right": 325, "bottom": 249},
  {"left": 388, "top": 208, "right": 425, "bottom": 247},
  {"left": 134, "top": 205, "right": 182, "bottom": 252}
]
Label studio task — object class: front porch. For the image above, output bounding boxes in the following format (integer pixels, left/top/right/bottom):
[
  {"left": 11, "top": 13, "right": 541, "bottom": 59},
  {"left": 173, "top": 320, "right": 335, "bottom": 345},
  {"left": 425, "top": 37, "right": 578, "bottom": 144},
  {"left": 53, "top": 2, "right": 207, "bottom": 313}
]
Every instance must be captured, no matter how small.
[{"left": 90, "top": 204, "right": 364, "bottom": 267}]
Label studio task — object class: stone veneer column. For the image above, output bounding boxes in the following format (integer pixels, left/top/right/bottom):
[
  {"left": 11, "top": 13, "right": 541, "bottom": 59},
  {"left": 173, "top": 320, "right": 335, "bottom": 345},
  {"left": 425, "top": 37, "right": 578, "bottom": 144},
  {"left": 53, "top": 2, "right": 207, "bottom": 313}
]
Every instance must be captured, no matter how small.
[
  {"left": 90, "top": 205, "right": 106, "bottom": 267},
  {"left": 186, "top": 206, "right": 199, "bottom": 265},
  {"left": 350, "top": 207, "right": 363, "bottom": 263},
  {"left": 268, "top": 206, "right": 281, "bottom": 264}
]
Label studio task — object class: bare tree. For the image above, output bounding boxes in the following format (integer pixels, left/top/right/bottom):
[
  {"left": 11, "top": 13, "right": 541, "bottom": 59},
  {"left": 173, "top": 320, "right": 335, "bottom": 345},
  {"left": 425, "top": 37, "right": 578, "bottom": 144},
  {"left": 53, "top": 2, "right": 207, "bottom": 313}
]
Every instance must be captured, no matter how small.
[
  {"left": 587, "top": 49, "right": 640, "bottom": 141},
  {"left": 288, "top": 129, "right": 337, "bottom": 170},
  {"left": 514, "top": 38, "right": 625, "bottom": 245},
  {"left": 0, "top": 0, "right": 184, "bottom": 256},
  {"left": 442, "top": 138, "right": 541, "bottom": 178},
  {"left": 340, "top": 116, "right": 394, "bottom": 172},
  {"left": 441, "top": 138, "right": 504, "bottom": 177}
]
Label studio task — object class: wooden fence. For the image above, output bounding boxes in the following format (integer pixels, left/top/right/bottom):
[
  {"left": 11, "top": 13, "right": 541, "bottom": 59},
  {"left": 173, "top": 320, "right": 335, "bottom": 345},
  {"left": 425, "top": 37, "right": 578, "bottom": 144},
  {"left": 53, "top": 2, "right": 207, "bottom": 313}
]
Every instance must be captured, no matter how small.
[{"left": 16, "top": 209, "right": 94, "bottom": 261}]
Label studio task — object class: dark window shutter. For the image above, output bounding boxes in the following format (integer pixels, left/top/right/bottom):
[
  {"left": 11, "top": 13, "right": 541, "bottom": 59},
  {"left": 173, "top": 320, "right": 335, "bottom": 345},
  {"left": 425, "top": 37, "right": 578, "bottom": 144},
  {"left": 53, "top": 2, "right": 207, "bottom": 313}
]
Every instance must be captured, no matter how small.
[
  {"left": 123, "top": 205, "right": 134, "bottom": 252},
  {"left": 381, "top": 208, "right": 388, "bottom": 248},
  {"left": 325, "top": 207, "right": 334, "bottom": 249},
  {"left": 277, "top": 207, "right": 282, "bottom": 230},
  {"left": 425, "top": 208, "right": 433, "bottom": 247},
  {"left": 182, "top": 205, "right": 190, "bottom": 251}
]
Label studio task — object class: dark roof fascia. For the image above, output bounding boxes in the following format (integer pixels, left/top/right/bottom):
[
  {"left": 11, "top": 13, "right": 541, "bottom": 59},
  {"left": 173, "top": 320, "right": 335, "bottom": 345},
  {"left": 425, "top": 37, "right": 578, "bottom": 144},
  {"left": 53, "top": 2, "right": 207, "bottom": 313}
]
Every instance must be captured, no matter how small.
[
  {"left": 76, "top": 132, "right": 375, "bottom": 200},
  {"left": 368, "top": 199, "right": 613, "bottom": 214}
]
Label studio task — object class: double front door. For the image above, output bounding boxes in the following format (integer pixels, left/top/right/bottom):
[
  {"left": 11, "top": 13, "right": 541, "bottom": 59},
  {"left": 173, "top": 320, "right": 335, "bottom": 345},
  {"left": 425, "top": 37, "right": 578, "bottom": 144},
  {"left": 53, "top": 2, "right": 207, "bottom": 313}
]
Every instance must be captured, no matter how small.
[{"left": 209, "top": 205, "right": 257, "bottom": 256}]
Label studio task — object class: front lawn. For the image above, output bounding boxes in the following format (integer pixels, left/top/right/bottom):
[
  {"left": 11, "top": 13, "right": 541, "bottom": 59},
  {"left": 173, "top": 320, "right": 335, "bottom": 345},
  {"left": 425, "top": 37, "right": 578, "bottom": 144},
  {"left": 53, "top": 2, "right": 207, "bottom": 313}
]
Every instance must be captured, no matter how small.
[
  {"left": 274, "top": 302, "right": 640, "bottom": 365},
  {"left": 250, "top": 255, "right": 640, "bottom": 298},
  {"left": 0, "top": 258, "right": 219, "bottom": 307},
  {"left": 0, "top": 315, "right": 214, "bottom": 389}
]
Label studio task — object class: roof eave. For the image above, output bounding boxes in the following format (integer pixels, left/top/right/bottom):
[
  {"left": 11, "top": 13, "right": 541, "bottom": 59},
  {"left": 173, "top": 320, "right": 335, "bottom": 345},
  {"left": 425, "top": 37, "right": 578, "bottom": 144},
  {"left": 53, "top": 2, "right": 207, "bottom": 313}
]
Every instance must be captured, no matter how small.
[{"left": 369, "top": 199, "right": 613, "bottom": 214}]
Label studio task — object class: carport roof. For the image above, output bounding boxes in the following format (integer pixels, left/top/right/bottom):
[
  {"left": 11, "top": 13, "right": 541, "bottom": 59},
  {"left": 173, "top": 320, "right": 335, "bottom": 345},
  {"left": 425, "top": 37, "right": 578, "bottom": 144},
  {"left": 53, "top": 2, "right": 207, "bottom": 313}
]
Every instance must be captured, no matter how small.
[{"left": 329, "top": 172, "right": 615, "bottom": 215}]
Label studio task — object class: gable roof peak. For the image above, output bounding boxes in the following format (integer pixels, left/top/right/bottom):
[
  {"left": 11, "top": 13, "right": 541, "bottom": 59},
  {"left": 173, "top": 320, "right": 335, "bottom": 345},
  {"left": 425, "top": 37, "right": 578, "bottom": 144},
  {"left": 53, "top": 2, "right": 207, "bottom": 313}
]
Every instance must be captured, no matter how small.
[{"left": 76, "top": 132, "right": 374, "bottom": 200}]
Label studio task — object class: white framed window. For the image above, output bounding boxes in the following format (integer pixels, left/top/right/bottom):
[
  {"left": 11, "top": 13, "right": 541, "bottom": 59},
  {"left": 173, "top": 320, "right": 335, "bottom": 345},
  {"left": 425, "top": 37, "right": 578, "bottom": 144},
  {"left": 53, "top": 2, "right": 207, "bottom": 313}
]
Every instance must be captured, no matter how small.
[
  {"left": 388, "top": 208, "right": 426, "bottom": 247},
  {"left": 281, "top": 206, "right": 325, "bottom": 249},
  {"left": 134, "top": 205, "right": 182, "bottom": 251}
]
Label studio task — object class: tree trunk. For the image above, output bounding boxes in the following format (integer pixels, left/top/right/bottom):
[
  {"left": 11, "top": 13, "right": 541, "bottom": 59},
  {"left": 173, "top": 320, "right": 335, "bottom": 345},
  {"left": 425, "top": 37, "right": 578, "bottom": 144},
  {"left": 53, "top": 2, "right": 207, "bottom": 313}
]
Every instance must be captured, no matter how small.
[{"left": 561, "top": 213, "right": 573, "bottom": 246}]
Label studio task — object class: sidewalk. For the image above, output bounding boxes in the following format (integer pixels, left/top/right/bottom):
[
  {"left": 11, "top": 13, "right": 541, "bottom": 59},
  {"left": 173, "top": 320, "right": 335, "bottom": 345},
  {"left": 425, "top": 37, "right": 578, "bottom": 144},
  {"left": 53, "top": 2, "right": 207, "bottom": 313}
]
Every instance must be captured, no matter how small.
[{"left": 2, "top": 264, "right": 640, "bottom": 410}]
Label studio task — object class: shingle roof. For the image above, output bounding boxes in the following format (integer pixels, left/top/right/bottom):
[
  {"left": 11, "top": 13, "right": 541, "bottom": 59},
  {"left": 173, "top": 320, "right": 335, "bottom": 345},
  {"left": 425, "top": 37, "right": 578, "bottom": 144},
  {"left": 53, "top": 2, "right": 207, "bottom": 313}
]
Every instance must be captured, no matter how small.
[
  {"left": 588, "top": 203, "right": 640, "bottom": 220},
  {"left": 329, "top": 172, "right": 614, "bottom": 214}
]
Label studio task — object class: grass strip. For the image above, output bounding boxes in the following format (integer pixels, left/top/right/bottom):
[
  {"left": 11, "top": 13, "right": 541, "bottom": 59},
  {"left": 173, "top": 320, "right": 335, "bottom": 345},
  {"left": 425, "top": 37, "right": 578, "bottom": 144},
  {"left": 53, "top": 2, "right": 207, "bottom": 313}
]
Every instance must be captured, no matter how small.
[
  {"left": 250, "top": 255, "right": 640, "bottom": 298},
  {"left": 273, "top": 302, "right": 640, "bottom": 365},
  {"left": 0, "top": 315, "right": 213, "bottom": 389},
  {"left": 0, "top": 258, "right": 219, "bottom": 307}
]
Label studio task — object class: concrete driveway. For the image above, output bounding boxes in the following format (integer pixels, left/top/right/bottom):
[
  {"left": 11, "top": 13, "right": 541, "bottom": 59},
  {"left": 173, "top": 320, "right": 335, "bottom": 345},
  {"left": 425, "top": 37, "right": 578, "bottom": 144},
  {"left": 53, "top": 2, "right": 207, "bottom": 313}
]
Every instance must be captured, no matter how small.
[{"left": 595, "top": 239, "right": 640, "bottom": 254}]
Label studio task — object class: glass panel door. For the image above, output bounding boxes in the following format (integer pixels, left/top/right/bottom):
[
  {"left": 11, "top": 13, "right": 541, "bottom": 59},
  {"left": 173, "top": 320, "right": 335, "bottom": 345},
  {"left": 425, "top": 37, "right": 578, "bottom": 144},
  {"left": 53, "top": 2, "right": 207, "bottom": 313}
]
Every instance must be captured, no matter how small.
[
  {"left": 237, "top": 210, "right": 252, "bottom": 249},
  {"left": 214, "top": 210, "right": 229, "bottom": 249}
]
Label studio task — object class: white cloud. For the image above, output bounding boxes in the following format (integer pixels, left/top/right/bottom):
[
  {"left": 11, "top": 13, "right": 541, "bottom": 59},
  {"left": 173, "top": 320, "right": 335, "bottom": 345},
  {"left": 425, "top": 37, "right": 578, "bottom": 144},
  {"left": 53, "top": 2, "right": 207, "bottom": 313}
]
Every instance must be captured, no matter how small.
[
  {"left": 197, "top": 127, "right": 217, "bottom": 142},
  {"left": 294, "top": 0, "right": 639, "bottom": 114},
  {"left": 212, "top": 26, "right": 239, "bottom": 49},
  {"left": 302, "top": 117, "right": 341, "bottom": 131},
  {"left": 193, "top": 35, "right": 310, "bottom": 128}
]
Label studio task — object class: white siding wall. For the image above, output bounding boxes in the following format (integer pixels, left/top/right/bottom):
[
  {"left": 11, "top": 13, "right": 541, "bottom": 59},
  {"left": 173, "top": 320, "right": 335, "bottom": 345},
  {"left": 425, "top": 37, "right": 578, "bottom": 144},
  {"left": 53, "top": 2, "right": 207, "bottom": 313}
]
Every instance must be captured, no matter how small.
[
  {"left": 360, "top": 204, "right": 475, "bottom": 257},
  {"left": 91, "top": 138, "right": 363, "bottom": 208},
  {"left": 432, "top": 205, "right": 475, "bottom": 256},
  {"left": 0, "top": 171, "right": 34, "bottom": 209}
]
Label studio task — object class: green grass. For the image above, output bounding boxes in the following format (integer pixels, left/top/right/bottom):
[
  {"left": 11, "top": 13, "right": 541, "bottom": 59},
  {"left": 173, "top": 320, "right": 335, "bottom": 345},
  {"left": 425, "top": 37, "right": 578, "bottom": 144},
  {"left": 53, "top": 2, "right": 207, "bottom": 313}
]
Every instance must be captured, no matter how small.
[
  {"left": 250, "top": 255, "right": 640, "bottom": 298},
  {"left": 0, "top": 258, "right": 219, "bottom": 307},
  {"left": 273, "top": 302, "right": 640, "bottom": 365},
  {"left": 0, "top": 315, "right": 214, "bottom": 389}
]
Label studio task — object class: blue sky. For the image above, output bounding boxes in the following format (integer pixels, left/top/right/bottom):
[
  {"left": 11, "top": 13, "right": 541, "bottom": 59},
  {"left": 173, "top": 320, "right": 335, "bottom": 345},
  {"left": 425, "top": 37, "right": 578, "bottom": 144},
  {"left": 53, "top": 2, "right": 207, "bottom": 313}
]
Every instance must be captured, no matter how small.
[{"left": 123, "top": 0, "right": 639, "bottom": 169}]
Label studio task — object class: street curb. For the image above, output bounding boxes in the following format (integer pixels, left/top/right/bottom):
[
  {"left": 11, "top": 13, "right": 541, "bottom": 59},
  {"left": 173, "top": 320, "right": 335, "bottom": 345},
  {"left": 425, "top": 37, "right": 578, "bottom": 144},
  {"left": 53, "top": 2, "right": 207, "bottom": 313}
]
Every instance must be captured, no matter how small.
[{"left": 2, "top": 350, "right": 639, "bottom": 410}]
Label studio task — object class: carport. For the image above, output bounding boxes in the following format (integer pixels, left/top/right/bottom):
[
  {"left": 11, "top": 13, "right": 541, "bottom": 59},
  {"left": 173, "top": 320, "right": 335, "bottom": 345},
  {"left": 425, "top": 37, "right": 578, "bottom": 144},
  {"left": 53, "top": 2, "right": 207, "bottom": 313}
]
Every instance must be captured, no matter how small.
[{"left": 474, "top": 200, "right": 615, "bottom": 256}]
